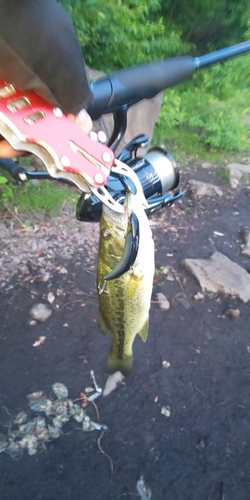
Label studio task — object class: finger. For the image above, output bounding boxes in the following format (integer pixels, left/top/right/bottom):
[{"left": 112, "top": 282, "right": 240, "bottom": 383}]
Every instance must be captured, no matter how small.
[
  {"left": 0, "top": 139, "right": 23, "bottom": 158},
  {"left": 0, "top": 109, "right": 93, "bottom": 159},
  {"left": 68, "top": 109, "right": 93, "bottom": 135}
]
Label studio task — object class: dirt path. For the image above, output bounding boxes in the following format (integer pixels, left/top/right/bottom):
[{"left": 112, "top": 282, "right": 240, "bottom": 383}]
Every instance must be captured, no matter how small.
[{"left": 0, "top": 165, "right": 250, "bottom": 500}]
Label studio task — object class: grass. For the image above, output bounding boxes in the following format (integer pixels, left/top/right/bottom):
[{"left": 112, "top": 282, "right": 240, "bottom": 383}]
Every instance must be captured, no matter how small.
[
  {"left": 0, "top": 176, "right": 78, "bottom": 215},
  {"left": 15, "top": 181, "right": 78, "bottom": 213},
  {"left": 0, "top": 155, "right": 79, "bottom": 215}
]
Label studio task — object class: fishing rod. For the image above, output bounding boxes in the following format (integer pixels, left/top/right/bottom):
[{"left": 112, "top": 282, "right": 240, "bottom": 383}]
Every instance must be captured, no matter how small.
[
  {"left": 77, "top": 41, "right": 250, "bottom": 221},
  {"left": 87, "top": 41, "right": 250, "bottom": 120},
  {"left": 1, "top": 41, "right": 250, "bottom": 222}
]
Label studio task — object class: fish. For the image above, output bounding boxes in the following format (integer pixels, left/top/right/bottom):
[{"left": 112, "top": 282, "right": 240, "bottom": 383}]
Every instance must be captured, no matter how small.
[{"left": 97, "top": 191, "right": 155, "bottom": 375}]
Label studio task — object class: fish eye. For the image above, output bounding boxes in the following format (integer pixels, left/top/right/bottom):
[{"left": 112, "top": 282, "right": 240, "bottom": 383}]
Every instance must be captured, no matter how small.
[{"left": 102, "top": 228, "right": 112, "bottom": 240}]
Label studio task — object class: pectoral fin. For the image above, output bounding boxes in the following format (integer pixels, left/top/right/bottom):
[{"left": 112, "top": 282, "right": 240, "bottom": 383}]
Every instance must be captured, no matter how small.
[{"left": 138, "top": 319, "right": 149, "bottom": 342}]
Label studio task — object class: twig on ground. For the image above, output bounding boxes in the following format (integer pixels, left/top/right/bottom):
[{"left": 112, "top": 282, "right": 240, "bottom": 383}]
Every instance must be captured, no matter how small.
[
  {"left": 76, "top": 265, "right": 96, "bottom": 276},
  {"left": 65, "top": 282, "right": 97, "bottom": 297},
  {"left": 1, "top": 405, "right": 11, "bottom": 416},
  {"left": 61, "top": 300, "right": 86, "bottom": 310},
  {"left": 5, "top": 450, "right": 23, "bottom": 460},
  {"left": 220, "top": 481, "right": 225, "bottom": 500},
  {"left": 22, "top": 274, "right": 47, "bottom": 283},
  {"left": 90, "top": 400, "right": 100, "bottom": 422},
  {"left": 171, "top": 269, "right": 185, "bottom": 293},
  {"left": 4, "top": 206, "right": 24, "bottom": 228},
  {"left": 194, "top": 386, "right": 207, "bottom": 397},
  {"left": 97, "top": 430, "right": 114, "bottom": 477}
]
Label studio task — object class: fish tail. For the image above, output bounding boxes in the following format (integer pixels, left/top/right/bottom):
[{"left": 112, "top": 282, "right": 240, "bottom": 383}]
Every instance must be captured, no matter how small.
[{"left": 106, "top": 353, "right": 133, "bottom": 377}]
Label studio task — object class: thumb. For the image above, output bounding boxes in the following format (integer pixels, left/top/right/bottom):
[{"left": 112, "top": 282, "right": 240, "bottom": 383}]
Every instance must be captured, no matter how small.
[{"left": 68, "top": 109, "right": 93, "bottom": 135}]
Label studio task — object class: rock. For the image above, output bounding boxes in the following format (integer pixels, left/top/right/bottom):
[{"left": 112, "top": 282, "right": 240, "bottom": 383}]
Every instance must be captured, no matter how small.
[
  {"left": 175, "top": 295, "right": 192, "bottom": 310},
  {"left": 58, "top": 267, "right": 67, "bottom": 274},
  {"left": 187, "top": 180, "right": 223, "bottom": 197},
  {"left": 41, "top": 273, "right": 50, "bottom": 283},
  {"left": 225, "top": 308, "right": 240, "bottom": 319},
  {"left": 182, "top": 252, "right": 250, "bottom": 303},
  {"left": 155, "top": 293, "right": 170, "bottom": 311},
  {"left": 162, "top": 360, "right": 171, "bottom": 368},
  {"left": 33, "top": 336, "right": 46, "bottom": 347},
  {"left": 28, "top": 320, "right": 37, "bottom": 327},
  {"left": 30, "top": 303, "right": 52, "bottom": 322},
  {"left": 241, "top": 229, "right": 250, "bottom": 258},
  {"left": 47, "top": 292, "right": 55, "bottom": 304},
  {"left": 161, "top": 406, "right": 171, "bottom": 417},
  {"left": 201, "top": 162, "right": 212, "bottom": 169},
  {"left": 88, "top": 68, "right": 162, "bottom": 155},
  {"left": 103, "top": 371, "right": 125, "bottom": 397},
  {"left": 194, "top": 292, "right": 205, "bottom": 301},
  {"left": 198, "top": 440, "right": 206, "bottom": 450},
  {"left": 136, "top": 476, "right": 152, "bottom": 500},
  {"left": 230, "top": 178, "right": 239, "bottom": 189},
  {"left": 226, "top": 163, "right": 250, "bottom": 181}
]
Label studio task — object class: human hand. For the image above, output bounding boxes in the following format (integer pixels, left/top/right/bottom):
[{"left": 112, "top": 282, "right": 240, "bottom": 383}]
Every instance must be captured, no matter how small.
[
  {"left": 0, "top": 108, "right": 93, "bottom": 158},
  {"left": 68, "top": 108, "right": 93, "bottom": 135}
]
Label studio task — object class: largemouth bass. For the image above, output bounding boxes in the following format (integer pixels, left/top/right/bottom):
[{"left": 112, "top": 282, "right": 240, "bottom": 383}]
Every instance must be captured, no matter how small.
[{"left": 97, "top": 192, "right": 155, "bottom": 375}]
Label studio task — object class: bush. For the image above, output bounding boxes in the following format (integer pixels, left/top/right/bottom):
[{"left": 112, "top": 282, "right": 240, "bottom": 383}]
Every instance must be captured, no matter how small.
[
  {"left": 154, "top": 55, "right": 250, "bottom": 153},
  {"left": 59, "top": 0, "right": 190, "bottom": 71}
]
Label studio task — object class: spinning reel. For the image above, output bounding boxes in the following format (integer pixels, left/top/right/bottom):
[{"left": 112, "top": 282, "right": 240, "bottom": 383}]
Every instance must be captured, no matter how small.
[{"left": 76, "top": 133, "right": 182, "bottom": 222}]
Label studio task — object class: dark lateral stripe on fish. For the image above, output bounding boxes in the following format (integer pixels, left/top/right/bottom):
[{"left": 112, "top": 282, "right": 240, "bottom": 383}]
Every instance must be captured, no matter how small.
[{"left": 104, "top": 212, "right": 140, "bottom": 281}]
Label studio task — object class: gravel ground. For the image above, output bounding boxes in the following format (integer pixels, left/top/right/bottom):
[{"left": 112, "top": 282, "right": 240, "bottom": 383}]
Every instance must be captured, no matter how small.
[{"left": 0, "top": 204, "right": 100, "bottom": 290}]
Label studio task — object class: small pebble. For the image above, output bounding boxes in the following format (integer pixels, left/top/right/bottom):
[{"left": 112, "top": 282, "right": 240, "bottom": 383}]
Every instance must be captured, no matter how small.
[
  {"left": 47, "top": 292, "right": 55, "bottom": 304},
  {"left": 162, "top": 360, "right": 171, "bottom": 368},
  {"left": 161, "top": 406, "right": 171, "bottom": 417},
  {"left": 41, "top": 273, "right": 50, "bottom": 283},
  {"left": 194, "top": 292, "right": 204, "bottom": 301},
  {"left": 155, "top": 293, "right": 170, "bottom": 311},
  {"left": 29, "top": 320, "right": 37, "bottom": 327},
  {"left": 58, "top": 267, "right": 68, "bottom": 274},
  {"left": 225, "top": 308, "right": 240, "bottom": 319},
  {"left": 30, "top": 303, "right": 52, "bottom": 322}
]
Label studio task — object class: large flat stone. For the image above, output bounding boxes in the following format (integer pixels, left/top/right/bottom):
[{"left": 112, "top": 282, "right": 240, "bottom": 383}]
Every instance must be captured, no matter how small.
[
  {"left": 182, "top": 252, "right": 250, "bottom": 303},
  {"left": 187, "top": 180, "right": 223, "bottom": 197},
  {"left": 227, "top": 163, "right": 250, "bottom": 178}
]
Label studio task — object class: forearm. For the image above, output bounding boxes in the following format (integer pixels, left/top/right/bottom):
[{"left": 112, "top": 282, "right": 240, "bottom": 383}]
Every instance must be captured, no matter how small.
[{"left": 0, "top": 0, "right": 92, "bottom": 114}]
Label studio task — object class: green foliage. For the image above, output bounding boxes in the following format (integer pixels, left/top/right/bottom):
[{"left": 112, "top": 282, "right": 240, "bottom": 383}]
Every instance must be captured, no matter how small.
[
  {"left": 154, "top": 55, "right": 250, "bottom": 154},
  {"left": 61, "top": 1, "right": 250, "bottom": 156},
  {"left": 159, "top": 0, "right": 250, "bottom": 51},
  {"left": 0, "top": 175, "right": 8, "bottom": 185},
  {"left": 59, "top": 0, "right": 190, "bottom": 71},
  {"left": 13, "top": 181, "right": 77, "bottom": 214},
  {"left": 0, "top": 177, "right": 77, "bottom": 215},
  {"left": 0, "top": 174, "right": 16, "bottom": 203}
]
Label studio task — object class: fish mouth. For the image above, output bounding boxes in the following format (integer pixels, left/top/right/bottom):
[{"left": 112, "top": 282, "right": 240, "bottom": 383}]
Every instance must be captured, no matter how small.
[{"left": 104, "top": 211, "right": 139, "bottom": 281}]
